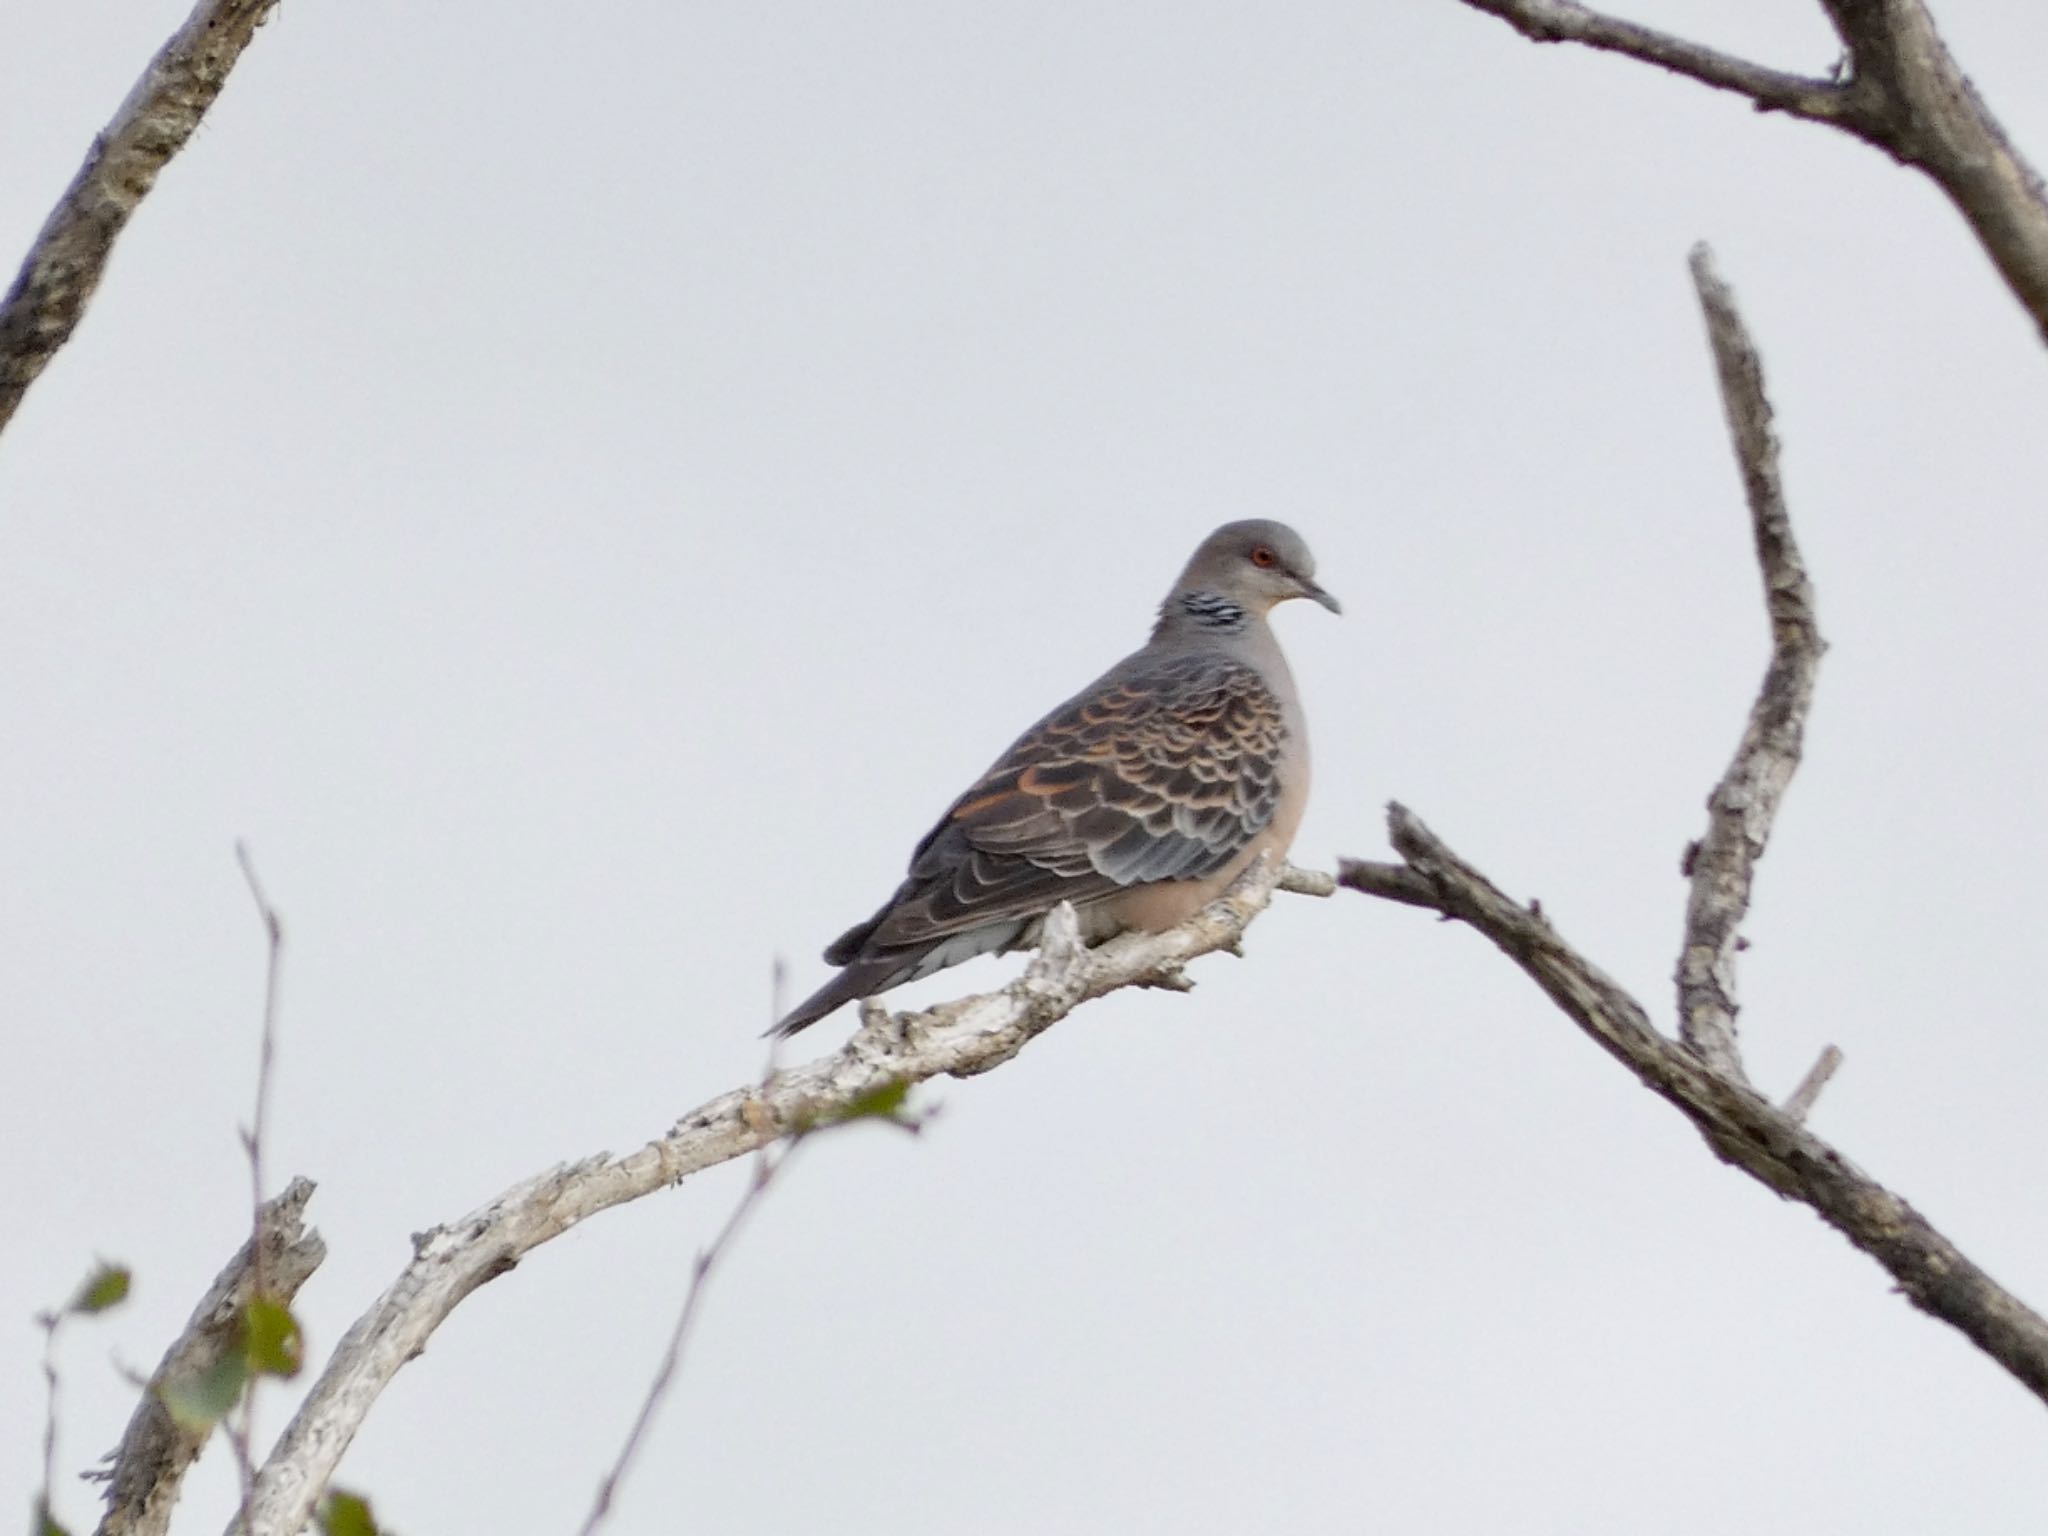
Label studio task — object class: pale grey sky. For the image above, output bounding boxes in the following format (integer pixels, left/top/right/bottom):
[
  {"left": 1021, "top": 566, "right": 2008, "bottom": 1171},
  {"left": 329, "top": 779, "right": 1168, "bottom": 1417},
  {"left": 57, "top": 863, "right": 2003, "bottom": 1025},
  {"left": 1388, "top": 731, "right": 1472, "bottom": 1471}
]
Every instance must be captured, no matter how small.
[{"left": 7, "top": 1, "right": 2048, "bottom": 1532}]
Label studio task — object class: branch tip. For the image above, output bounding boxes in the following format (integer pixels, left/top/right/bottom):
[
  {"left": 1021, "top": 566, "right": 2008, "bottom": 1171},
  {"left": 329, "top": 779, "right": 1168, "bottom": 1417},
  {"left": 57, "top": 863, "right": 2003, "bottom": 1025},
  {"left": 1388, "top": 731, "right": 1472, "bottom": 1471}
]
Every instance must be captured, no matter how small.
[
  {"left": 1457, "top": 0, "right": 1863, "bottom": 130},
  {"left": 1782, "top": 1045, "right": 1844, "bottom": 1123},
  {"left": 1675, "top": 246, "right": 1821, "bottom": 1085}
]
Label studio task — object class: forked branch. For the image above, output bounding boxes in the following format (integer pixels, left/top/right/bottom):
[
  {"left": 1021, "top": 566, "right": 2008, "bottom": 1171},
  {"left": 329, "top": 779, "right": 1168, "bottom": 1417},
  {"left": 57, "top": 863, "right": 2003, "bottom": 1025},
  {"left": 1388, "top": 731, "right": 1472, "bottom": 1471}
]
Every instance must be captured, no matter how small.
[
  {"left": 1453, "top": 0, "right": 2048, "bottom": 343},
  {"left": 1339, "top": 248, "right": 2048, "bottom": 1404},
  {"left": 1456, "top": 0, "right": 1877, "bottom": 131},
  {"left": 1344, "top": 808, "right": 2048, "bottom": 1402}
]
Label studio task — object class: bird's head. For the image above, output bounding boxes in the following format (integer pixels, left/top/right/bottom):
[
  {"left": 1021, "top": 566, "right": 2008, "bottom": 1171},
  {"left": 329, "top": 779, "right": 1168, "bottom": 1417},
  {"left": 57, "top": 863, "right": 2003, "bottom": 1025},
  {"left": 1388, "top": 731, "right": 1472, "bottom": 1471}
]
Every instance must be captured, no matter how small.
[{"left": 1168, "top": 519, "right": 1341, "bottom": 622}]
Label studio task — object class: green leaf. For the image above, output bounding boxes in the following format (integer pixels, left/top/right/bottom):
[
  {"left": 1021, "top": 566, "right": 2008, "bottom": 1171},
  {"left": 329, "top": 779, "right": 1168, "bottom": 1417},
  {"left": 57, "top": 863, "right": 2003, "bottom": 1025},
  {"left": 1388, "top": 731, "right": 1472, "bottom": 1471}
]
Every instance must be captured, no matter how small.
[
  {"left": 34, "top": 1497, "right": 72, "bottom": 1536},
  {"left": 244, "top": 1296, "right": 304, "bottom": 1379},
  {"left": 318, "top": 1490, "right": 381, "bottom": 1536},
  {"left": 160, "top": 1350, "right": 248, "bottom": 1431},
  {"left": 67, "top": 1263, "right": 131, "bottom": 1316},
  {"left": 837, "top": 1078, "right": 911, "bottom": 1123}
]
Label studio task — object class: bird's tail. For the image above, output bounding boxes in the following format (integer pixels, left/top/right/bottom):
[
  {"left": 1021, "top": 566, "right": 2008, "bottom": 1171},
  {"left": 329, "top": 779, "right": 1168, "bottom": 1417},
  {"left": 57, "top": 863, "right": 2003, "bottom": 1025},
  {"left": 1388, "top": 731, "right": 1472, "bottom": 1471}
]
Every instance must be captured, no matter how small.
[
  {"left": 769, "top": 920, "right": 1029, "bottom": 1037},
  {"left": 766, "top": 956, "right": 909, "bottom": 1038}
]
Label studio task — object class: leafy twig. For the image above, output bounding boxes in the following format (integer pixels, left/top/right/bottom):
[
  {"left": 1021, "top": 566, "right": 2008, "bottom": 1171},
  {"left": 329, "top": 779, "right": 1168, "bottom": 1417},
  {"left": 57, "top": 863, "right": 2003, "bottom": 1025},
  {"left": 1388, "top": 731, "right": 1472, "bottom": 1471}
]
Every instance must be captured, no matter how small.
[{"left": 36, "top": 1262, "right": 132, "bottom": 1536}]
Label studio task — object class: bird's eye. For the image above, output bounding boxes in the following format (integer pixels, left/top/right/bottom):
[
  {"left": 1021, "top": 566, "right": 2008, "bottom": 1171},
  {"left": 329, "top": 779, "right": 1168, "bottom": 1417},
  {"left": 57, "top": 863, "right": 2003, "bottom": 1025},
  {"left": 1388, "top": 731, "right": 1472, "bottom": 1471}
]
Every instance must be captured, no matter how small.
[{"left": 1249, "top": 545, "right": 1278, "bottom": 568}]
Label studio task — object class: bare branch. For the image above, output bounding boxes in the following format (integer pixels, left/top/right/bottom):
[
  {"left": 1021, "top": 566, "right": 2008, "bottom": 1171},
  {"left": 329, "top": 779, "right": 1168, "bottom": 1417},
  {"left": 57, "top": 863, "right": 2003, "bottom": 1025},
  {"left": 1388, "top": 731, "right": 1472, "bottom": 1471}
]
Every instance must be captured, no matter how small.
[
  {"left": 1335, "top": 858, "right": 1448, "bottom": 911},
  {"left": 1782, "top": 1044, "right": 1844, "bottom": 1123},
  {"left": 229, "top": 859, "right": 1323, "bottom": 1536},
  {"left": 1277, "top": 866, "right": 1337, "bottom": 899},
  {"left": 1453, "top": 0, "right": 2048, "bottom": 344},
  {"left": 1454, "top": 0, "right": 1873, "bottom": 130},
  {"left": 1352, "top": 804, "right": 2048, "bottom": 1404},
  {"left": 1813, "top": 0, "right": 2048, "bottom": 344},
  {"left": 0, "top": 0, "right": 283, "bottom": 436},
  {"left": 94, "top": 1179, "right": 324, "bottom": 1536},
  {"left": 1675, "top": 247, "right": 1824, "bottom": 1081},
  {"left": 1333, "top": 237, "right": 2048, "bottom": 1401}
]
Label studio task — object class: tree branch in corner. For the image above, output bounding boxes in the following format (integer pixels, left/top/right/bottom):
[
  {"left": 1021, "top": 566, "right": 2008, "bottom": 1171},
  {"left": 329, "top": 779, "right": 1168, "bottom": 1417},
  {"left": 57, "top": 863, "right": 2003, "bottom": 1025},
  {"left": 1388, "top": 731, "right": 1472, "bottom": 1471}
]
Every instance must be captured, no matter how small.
[
  {"left": 0, "top": 0, "right": 283, "bottom": 436},
  {"left": 1453, "top": 0, "right": 2048, "bottom": 343}
]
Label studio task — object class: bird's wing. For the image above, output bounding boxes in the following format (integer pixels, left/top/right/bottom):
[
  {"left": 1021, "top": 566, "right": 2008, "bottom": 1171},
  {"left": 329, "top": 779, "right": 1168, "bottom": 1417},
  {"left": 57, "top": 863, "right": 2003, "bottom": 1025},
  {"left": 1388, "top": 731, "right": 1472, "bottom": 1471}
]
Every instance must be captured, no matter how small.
[{"left": 835, "top": 650, "right": 1288, "bottom": 959}]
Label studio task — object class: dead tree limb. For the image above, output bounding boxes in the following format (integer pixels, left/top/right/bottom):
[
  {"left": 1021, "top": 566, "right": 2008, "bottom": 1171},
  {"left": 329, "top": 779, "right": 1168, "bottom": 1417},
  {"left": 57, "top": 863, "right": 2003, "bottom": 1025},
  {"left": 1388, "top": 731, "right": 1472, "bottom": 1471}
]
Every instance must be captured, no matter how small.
[
  {"left": 93, "top": 1178, "right": 324, "bottom": 1536},
  {"left": 1339, "top": 249, "right": 2048, "bottom": 1406},
  {"left": 1674, "top": 246, "right": 1824, "bottom": 1082},
  {"left": 0, "top": 0, "right": 283, "bottom": 436},
  {"left": 1345, "top": 807, "right": 2048, "bottom": 1404},
  {"left": 227, "top": 861, "right": 1332, "bottom": 1536},
  {"left": 1453, "top": 0, "right": 2048, "bottom": 343},
  {"left": 1456, "top": 0, "right": 1878, "bottom": 129}
]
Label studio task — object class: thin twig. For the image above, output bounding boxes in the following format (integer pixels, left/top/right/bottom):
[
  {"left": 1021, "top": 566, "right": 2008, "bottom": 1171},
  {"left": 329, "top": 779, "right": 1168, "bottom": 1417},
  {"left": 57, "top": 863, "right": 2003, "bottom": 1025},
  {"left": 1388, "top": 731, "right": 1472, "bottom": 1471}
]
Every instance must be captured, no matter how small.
[
  {"left": 38, "top": 1265, "right": 135, "bottom": 1534},
  {"left": 580, "top": 970, "right": 822, "bottom": 1529},
  {"left": 0, "top": 0, "right": 284, "bottom": 436},
  {"left": 1452, "top": 0, "right": 2048, "bottom": 344},
  {"left": 579, "top": 1037, "right": 797, "bottom": 1536},
  {"left": 575, "top": 1146, "right": 787, "bottom": 1536},
  {"left": 578, "top": 1077, "right": 938, "bottom": 1536},
  {"left": 1673, "top": 247, "right": 1824, "bottom": 1082},
  {"left": 227, "top": 843, "right": 287, "bottom": 1526},
  {"left": 1782, "top": 1044, "right": 1844, "bottom": 1123},
  {"left": 230, "top": 858, "right": 1324, "bottom": 1536},
  {"left": 41, "top": 1310, "right": 64, "bottom": 1535},
  {"left": 1454, "top": 0, "right": 1873, "bottom": 129},
  {"left": 234, "top": 843, "right": 285, "bottom": 1297}
]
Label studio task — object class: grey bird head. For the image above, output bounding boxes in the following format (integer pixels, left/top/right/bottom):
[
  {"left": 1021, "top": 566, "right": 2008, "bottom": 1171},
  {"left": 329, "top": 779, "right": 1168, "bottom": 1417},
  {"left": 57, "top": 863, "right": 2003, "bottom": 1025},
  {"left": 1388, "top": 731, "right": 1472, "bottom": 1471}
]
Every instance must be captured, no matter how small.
[{"left": 1162, "top": 519, "right": 1341, "bottom": 629}]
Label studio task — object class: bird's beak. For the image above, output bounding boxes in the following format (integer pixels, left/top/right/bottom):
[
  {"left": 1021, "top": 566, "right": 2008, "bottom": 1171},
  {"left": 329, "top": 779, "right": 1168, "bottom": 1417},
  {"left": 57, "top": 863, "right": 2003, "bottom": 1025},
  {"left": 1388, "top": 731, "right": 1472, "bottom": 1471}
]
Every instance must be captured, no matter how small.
[{"left": 1296, "top": 577, "right": 1342, "bottom": 615}]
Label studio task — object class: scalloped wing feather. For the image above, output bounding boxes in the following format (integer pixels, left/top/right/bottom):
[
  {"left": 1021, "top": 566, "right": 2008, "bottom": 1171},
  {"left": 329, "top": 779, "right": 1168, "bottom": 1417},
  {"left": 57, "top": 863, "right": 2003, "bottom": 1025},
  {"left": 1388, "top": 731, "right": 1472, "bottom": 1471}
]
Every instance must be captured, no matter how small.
[{"left": 845, "top": 651, "right": 1288, "bottom": 955}]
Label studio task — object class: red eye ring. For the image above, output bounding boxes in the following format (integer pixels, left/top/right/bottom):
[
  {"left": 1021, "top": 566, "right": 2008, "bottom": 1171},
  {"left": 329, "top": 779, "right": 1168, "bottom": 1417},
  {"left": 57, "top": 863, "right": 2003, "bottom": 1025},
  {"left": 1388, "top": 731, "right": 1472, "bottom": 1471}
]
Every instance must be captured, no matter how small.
[{"left": 1249, "top": 545, "right": 1278, "bottom": 568}]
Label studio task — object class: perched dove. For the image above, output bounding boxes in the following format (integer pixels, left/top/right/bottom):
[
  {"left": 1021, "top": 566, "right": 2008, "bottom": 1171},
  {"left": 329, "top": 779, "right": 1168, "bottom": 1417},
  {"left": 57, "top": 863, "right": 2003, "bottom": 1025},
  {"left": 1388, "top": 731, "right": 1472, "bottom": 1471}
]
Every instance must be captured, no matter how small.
[{"left": 771, "top": 519, "right": 1337, "bottom": 1036}]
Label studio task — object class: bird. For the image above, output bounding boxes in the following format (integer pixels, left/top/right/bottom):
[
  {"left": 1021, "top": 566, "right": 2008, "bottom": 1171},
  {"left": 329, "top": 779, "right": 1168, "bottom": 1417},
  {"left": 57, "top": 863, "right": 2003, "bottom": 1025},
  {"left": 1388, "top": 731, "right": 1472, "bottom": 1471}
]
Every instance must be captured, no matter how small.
[{"left": 770, "top": 518, "right": 1338, "bottom": 1037}]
